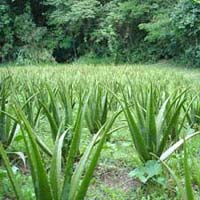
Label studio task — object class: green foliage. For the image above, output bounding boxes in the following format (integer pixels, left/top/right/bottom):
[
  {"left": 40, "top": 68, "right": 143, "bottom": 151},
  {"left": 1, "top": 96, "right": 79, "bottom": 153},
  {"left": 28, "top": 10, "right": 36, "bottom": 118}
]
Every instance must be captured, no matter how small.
[
  {"left": 0, "top": 0, "right": 200, "bottom": 66},
  {"left": 129, "top": 160, "right": 163, "bottom": 184},
  {"left": 0, "top": 1, "right": 14, "bottom": 62},
  {"left": 0, "top": 2, "right": 54, "bottom": 65},
  {"left": 0, "top": 76, "right": 19, "bottom": 149},
  {"left": 0, "top": 143, "right": 24, "bottom": 200},
  {"left": 188, "top": 96, "right": 200, "bottom": 127},
  {"left": 183, "top": 142, "right": 195, "bottom": 200},
  {"left": 85, "top": 85, "right": 108, "bottom": 134},
  {"left": 75, "top": 53, "right": 113, "bottom": 65},
  {"left": 0, "top": 64, "right": 200, "bottom": 199},
  {"left": 14, "top": 6, "right": 54, "bottom": 65},
  {"left": 141, "top": 0, "right": 200, "bottom": 66},
  {"left": 0, "top": 102, "right": 119, "bottom": 200},
  {"left": 120, "top": 86, "right": 188, "bottom": 162}
]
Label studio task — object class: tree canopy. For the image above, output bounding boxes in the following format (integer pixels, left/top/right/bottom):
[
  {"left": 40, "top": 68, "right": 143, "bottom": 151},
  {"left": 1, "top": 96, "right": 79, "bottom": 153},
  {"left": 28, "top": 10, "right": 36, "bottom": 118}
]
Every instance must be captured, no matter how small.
[{"left": 0, "top": 0, "right": 200, "bottom": 66}]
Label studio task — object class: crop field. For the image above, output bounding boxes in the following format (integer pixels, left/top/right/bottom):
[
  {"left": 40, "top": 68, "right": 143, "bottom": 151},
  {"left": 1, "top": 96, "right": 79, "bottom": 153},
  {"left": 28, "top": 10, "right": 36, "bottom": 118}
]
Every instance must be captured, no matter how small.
[{"left": 0, "top": 62, "right": 200, "bottom": 200}]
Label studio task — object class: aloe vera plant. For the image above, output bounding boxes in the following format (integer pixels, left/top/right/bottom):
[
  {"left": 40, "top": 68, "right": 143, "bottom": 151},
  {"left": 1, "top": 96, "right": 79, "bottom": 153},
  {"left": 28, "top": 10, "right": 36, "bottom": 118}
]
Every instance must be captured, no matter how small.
[
  {"left": 32, "top": 83, "right": 75, "bottom": 160},
  {"left": 39, "top": 84, "right": 73, "bottom": 140},
  {"left": 109, "top": 81, "right": 121, "bottom": 111},
  {"left": 161, "top": 137, "right": 198, "bottom": 200},
  {"left": 85, "top": 85, "right": 108, "bottom": 134},
  {"left": 120, "top": 86, "right": 189, "bottom": 162},
  {"left": 183, "top": 141, "right": 195, "bottom": 200},
  {"left": 21, "top": 84, "right": 42, "bottom": 129},
  {"left": 0, "top": 143, "right": 24, "bottom": 200},
  {"left": 0, "top": 76, "right": 19, "bottom": 149},
  {"left": 187, "top": 97, "right": 200, "bottom": 128},
  {"left": 0, "top": 100, "right": 120, "bottom": 200}
]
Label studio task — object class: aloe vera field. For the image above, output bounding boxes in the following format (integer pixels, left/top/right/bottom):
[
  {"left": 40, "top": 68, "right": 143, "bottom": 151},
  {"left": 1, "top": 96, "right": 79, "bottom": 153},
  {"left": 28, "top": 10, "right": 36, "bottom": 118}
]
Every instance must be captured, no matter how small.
[{"left": 0, "top": 62, "right": 200, "bottom": 200}]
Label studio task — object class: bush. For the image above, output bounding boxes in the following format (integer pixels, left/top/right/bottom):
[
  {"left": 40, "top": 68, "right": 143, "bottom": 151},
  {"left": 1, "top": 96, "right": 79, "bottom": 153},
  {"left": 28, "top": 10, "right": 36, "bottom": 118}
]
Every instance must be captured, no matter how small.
[
  {"left": 16, "top": 47, "right": 54, "bottom": 65},
  {"left": 184, "top": 45, "right": 200, "bottom": 67}
]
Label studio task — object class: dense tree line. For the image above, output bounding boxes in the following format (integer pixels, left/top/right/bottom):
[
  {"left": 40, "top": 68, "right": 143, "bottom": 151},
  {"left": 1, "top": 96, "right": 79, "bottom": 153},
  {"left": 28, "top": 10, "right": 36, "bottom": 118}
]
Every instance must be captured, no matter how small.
[{"left": 0, "top": 0, "right": 200, "bottom": 66}]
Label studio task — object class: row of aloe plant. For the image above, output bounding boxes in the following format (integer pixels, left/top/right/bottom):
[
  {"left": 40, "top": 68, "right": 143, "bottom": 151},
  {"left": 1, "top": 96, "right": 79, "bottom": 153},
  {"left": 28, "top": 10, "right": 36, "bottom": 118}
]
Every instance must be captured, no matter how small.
[
  {"left": 0, "top": 75, "right": 200, "bottom": 199},
  {"left": 0, "top": 93, "right": 121, "bottom": 200}
]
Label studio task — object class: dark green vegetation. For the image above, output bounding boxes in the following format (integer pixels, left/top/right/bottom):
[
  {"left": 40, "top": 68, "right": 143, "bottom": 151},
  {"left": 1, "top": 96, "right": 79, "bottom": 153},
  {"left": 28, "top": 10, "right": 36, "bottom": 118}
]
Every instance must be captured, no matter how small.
[
  {"left": 1, "top": 0, "right": 200, "bottom": 66},
  {"left": 0, "top": 63, "right": 200, "bottom": 199}
]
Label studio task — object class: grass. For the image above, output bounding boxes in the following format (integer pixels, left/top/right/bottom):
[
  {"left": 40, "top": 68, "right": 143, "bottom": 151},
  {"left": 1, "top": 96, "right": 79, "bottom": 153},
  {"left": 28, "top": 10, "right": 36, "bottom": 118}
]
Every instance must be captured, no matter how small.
[{"left": 0, "top": 61, "right": 200, "bottom": 200}]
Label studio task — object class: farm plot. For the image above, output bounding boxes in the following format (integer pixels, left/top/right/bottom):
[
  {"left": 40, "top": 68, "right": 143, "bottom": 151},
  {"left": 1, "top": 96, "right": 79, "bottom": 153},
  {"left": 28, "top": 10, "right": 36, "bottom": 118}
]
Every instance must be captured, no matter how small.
[{"left": 0, "top": 63, "right": 200, "bottom": 200}]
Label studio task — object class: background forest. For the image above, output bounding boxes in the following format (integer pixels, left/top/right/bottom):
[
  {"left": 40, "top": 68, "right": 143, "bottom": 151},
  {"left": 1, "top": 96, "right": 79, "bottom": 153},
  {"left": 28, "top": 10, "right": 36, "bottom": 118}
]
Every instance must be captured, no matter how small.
[{"left": 0, "top": 0, "right": 200, "bottom": 66}]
